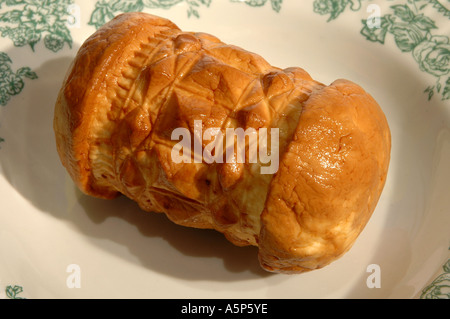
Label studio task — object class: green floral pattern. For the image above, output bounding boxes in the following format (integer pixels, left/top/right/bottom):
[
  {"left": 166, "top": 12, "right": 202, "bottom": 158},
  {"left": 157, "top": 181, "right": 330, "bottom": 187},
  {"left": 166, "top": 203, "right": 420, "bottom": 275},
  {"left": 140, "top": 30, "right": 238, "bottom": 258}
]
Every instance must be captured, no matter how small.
[
  {"left": 5, "top": 285, "right": 25, "bottom": 299},
  {"left": 230, "top": 0, "right": 283, "bottom": 12},
  {"left": 0, "top": 52, "right": 37, "bottom": 106},
  {"left": 313, "top": 0, "right": 450, "bottom": 101},
  {"left": 89, "top": 0, "right": 211, "bottom": 28},
  {"left": 0, "top": 0, "right": 448, "bottom": 298},
  {"left": 0, "top": 51, "right": 37, "bottom": 146},
  {"left": 313, "top": 0, "right": 364, "bottom": 21},
  {"left": 420, "top": 255, "right": 450, "bottom": 299},
  {"left": 89, "top": 0, "right": 282, "bottom": 28},
  {"left": 0, "top": 0, "right": 75, "bottom": 52}
]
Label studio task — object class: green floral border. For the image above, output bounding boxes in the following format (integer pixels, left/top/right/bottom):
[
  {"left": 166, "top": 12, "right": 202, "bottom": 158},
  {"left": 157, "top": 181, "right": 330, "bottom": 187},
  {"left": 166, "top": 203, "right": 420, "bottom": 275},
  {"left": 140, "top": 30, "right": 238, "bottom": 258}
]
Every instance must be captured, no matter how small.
[
  {"left": 313, "top": 0, "right": 450, "bottom": 101},
  {"left": 0, "top": 0, "right": 75, "bottom": 52},
  {"left": 88, "top": 0, "right": 282, "bottom": 29},
  {"left": 0, "top": 0, "right": 448, "bottom": 298},
  {"left": 0, "top": 51, "right": 37, "bottom": 147},
  {"left": 420, "top": 250, "right": 450, "bottom": 299},
  {"left": 4, "top": 285, "right": 26, "bottom": 299}
]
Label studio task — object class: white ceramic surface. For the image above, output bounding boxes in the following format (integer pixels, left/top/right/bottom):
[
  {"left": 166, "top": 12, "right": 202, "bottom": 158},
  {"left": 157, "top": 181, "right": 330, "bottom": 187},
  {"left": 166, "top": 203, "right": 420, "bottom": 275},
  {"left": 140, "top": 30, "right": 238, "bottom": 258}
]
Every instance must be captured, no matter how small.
[{"left": 0, "top": 0, "right": 449, "bottom": 299}]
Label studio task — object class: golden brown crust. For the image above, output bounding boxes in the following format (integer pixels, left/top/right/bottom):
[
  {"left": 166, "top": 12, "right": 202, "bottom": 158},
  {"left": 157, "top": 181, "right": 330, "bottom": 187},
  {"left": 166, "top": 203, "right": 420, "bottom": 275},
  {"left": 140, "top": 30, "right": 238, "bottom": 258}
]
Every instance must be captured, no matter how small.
[
  {"left": 54, "top": 12, "right": 391, "bottom": 273},
  {"left": 54, "top": 13, "right": 179, "bottom": 198},
  {"left": 259, "top": 79, "right": 391, "bottom": 273}
]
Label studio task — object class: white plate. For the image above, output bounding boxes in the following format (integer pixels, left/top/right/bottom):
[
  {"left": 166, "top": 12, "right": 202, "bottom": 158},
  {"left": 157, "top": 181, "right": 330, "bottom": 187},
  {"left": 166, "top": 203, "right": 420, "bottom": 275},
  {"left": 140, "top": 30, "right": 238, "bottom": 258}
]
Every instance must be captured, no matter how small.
[{"left": 0, "top": 0, "right": 449, "bottom": 299}]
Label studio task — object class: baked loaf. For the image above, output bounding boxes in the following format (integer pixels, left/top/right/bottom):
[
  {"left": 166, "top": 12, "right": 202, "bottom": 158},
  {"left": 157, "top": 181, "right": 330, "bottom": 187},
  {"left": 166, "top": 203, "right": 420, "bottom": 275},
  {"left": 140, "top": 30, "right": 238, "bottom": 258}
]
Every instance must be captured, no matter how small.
[{"left": 54, "top": 12, "right": 391, "bottom": 273}]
